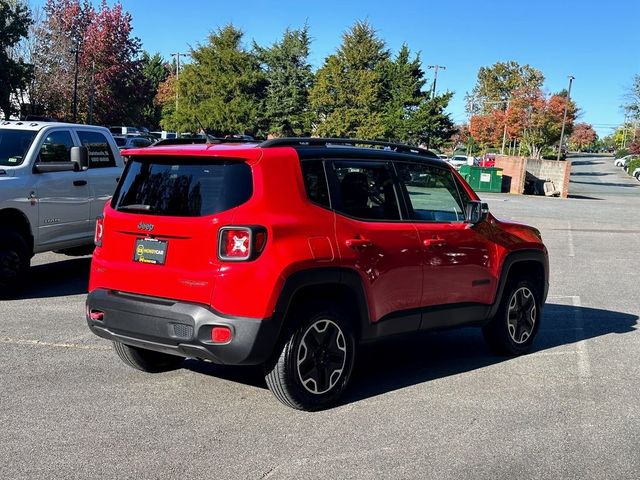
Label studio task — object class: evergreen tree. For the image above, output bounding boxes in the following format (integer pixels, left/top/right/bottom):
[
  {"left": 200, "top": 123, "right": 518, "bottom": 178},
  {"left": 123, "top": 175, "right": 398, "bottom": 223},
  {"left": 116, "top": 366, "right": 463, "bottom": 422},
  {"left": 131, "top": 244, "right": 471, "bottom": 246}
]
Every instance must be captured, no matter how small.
[
  {"left": 309, "top": 21, "right": 389, "bottom": 138},
  {"left": 0, "top": 0, "right": 33, "bottom": 120},
  {"left": 255, "top": 26, "right": 313, "bottom": 136},
  {"left": 168, "top": 25, "right": 265, "bottom": 136}
]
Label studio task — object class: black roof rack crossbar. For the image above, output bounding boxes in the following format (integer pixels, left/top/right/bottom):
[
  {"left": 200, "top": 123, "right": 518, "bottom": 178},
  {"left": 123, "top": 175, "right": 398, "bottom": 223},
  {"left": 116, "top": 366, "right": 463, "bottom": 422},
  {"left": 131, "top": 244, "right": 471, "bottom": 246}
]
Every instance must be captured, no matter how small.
[{"left": 259, "top": 137, "right": 437, "bottom": 158}]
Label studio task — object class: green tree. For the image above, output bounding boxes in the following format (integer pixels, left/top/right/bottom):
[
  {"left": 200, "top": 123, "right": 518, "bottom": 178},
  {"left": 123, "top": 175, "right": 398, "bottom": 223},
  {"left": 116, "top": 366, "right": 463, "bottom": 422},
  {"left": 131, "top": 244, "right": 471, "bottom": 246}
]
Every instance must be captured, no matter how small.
[
  {"left": 381, "top": 44, "right": 454, "bottom": 146},
  {"left": 0, "top": 0, "right": 33, "bottom": 120},
  {"left": 309, "top": 21, "right": 389, "bottom": 138},
  {"left": 466, "top": 61, "right": 544, "bottom": 114},
  {"left": 381, "top": 43, "right": 424, "bottom": 142},
  {"left": 254, "top": 26, "right": 313, "bottom": 136},
  {"left": 141, "top": 51, "right": 169, "bottom": 128},
  {"left": 164, "top": 24, "right": 265, "bottom": 136}
]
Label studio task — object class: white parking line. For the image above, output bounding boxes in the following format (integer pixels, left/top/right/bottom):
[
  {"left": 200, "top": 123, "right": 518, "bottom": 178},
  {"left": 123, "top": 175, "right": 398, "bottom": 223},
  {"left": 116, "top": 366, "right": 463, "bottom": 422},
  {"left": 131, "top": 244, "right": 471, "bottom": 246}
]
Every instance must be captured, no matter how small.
[
  {"left": 0, "top": 337, "right": 112, "bottom": 351},
  {"left": 567, "top": 221, "right": 575, "bottom": 257},
  {"left": 543, "top": 295, "right": 590, "bottom": 378}
]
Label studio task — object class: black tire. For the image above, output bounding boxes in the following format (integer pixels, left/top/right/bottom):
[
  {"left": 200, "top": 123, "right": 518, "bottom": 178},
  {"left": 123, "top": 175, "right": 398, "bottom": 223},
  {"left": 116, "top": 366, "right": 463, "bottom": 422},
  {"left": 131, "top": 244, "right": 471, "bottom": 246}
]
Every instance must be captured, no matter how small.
[
  {"left": 264, "top": 305, "right": 356, "bottom": 411},
  {"left": 483, "top": 278, "right": 541, "bottom": 355},
  {"left": 0, "top": 229, "right": 30, "bottom": 298},
  {"left": 113, "top": 341, "right": 184, "bottom": 373}
]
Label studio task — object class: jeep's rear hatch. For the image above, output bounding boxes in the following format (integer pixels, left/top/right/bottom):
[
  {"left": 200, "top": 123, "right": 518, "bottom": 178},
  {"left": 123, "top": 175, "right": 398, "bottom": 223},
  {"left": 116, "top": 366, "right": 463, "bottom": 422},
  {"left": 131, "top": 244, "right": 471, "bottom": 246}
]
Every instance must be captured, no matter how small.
[{"left": 91, "top": 146, "right": 260, "bottom": 304}]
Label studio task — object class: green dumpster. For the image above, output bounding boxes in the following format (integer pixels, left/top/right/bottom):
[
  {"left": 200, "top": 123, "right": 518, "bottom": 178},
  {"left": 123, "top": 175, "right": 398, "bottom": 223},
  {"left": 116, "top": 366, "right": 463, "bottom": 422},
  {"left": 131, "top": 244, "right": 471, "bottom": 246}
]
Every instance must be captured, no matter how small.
[{"left": 459, "top": 166, "right": 503, "bottom": 193}]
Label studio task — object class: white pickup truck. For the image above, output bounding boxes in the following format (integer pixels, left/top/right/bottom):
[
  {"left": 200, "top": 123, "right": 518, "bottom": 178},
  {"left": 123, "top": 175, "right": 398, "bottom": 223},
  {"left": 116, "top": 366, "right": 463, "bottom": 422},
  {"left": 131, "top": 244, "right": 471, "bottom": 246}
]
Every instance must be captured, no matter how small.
[{"left": 0, "top": 120, "right": 124, "bottom": 296}]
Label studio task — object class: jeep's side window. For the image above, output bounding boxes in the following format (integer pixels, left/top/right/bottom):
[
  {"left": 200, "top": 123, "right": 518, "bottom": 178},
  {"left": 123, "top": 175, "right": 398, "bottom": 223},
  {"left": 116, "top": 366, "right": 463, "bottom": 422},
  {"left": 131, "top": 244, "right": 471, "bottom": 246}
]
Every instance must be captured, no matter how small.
[
  {"left": 77, "top": 131, "right": 116, "bottom": 168},
  {"left": 38, "top": 131, "right": 74, "bottom": 163},
  {"left": 396, "top": 162, "right": 465, "bottom": 222},
  {"left": 332, "top": 161, "right": 400, "bottom": 221},
  {"left": 300, "top": 159, "right": 330, "bottom": 209}
]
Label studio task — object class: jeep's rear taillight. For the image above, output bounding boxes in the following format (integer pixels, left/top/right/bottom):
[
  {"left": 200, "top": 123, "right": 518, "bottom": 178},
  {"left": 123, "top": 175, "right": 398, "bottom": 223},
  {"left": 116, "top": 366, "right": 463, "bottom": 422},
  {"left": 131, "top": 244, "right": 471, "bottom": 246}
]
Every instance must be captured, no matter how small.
[
  {"left": 94, "top": 216, "right": 104, "bottom": 246},
  {"left": 218, "top": 226, "right": 267, "bottom": 261}
]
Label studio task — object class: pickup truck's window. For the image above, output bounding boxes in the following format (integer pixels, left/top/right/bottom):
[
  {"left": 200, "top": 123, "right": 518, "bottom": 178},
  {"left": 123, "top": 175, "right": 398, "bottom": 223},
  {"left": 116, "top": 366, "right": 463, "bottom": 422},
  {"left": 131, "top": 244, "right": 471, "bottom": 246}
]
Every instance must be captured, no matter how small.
[
  {"left": 0, "top": 130, "right": 37, "bottom": 166},
  {"left": 38, "top": 131, "right": 74, "bottom": 163},
  {"left": 112, "top": 156, "right": 252, "bottom": 217},
  {"left": 77, "top": 131, "right": 116, "bottom": 168}
]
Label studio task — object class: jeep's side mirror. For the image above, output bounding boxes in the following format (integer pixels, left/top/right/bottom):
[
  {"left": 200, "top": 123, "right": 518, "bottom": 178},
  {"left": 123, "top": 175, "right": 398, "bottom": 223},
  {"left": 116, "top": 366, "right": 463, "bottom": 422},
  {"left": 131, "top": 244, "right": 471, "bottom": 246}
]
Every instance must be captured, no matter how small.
[
  {"left": 466, "top": 201, "right": 489, "bottom": 224},
  {"left": 71, "top": 146, "right": 89, "bottom": 171}
]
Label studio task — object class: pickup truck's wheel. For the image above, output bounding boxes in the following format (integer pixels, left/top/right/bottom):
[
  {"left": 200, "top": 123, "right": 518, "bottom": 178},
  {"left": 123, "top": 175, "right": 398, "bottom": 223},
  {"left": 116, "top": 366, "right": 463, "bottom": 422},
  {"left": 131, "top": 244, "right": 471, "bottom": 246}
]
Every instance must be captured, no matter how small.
[
  {"left": 483, "top": 279, "right": 541, "bottom": 355},
  {"left": 113, "top": 341, "right": 184, "bottom": 373},
  {"left": 0, "top": 229, "right": 30, "bottom": 298},
  {"left": 265, "top": 306, "right": 355, "bottom": 411}
]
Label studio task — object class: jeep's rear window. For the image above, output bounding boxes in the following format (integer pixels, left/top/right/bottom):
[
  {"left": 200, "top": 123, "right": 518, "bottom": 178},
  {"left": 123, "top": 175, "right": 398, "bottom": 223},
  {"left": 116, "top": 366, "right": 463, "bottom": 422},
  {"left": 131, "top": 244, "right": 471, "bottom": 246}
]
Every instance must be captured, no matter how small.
[{"left": 112, "top": 156, "right": 252, "bottom": 217}]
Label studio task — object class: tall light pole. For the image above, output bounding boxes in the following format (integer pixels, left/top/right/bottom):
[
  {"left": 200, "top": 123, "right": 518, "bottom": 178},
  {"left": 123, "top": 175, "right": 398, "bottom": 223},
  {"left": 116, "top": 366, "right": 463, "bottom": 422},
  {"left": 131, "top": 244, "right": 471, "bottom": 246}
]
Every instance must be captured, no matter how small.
[
  {"left": 171, "top": 52, "right": 186, "bottom": 111},
  {"left": 557, "top": 75, "right": 575, "bottom": 161},
  {"left": 428, "top": 65, "right": 446, "bottom": 99}
]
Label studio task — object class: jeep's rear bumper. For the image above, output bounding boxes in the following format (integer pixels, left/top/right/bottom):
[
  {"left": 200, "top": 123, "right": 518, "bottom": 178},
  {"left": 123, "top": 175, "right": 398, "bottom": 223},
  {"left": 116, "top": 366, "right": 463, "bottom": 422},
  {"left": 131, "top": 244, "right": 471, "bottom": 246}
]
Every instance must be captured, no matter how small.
[{"left": 86, "top": 289, "right": 280, "bottom": 365}]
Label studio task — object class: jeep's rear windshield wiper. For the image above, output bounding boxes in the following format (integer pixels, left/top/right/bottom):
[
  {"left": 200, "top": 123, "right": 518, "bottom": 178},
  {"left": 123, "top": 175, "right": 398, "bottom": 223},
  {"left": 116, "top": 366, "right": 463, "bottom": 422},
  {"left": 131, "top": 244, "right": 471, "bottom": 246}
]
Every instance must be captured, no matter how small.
[{"left": 118, "top": 204, "right": 152, "bottom": 212}]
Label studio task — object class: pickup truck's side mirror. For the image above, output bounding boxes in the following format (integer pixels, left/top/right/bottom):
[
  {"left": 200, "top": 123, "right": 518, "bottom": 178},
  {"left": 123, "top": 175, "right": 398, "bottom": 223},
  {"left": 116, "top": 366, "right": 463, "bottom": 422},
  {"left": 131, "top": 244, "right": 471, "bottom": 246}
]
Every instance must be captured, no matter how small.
[
  {"left": 466, "top": 200, "right": 489, "bottom": 224},
  {"left": 71, "top": 146, "right": 89, "bottom": 171},
  {"left": 34, "top": 162, "right": 77, "bottom": 173}
]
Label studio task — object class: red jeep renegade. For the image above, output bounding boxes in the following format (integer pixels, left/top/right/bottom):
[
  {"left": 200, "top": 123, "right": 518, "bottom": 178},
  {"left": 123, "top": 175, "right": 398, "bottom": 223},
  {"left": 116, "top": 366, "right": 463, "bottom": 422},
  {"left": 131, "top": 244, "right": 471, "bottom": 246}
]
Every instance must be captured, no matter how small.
[{"left": 86, "top": 138, "right": 548, "bottom": 411}]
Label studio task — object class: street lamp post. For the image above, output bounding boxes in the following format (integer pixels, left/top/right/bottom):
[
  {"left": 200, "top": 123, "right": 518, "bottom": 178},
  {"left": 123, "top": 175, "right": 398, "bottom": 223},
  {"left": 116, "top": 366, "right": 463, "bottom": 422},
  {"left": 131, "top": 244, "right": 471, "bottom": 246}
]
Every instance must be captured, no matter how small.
[
  {"left": 557, "top": 75, "right": 575, "bottom": 161},
  {"left": 501, "top": 99, "right": 510, "bottom": 155},
  {"left": 171, "top": 52, "right": 187, "bottom": 111}
]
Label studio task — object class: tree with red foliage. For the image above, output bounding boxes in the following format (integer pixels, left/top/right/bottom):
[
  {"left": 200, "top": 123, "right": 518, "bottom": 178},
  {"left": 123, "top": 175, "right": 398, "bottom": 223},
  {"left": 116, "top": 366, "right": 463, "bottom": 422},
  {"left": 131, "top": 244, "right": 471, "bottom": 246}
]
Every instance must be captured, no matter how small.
[
  {"left": 32, "top": 0, "right": 150, "bottom": 125},
  {"left": 569, "top": 123, "right": 597, "bottom": 150},
  {"left": 469, "top": 86, "right": 577, "bottom": 158}
]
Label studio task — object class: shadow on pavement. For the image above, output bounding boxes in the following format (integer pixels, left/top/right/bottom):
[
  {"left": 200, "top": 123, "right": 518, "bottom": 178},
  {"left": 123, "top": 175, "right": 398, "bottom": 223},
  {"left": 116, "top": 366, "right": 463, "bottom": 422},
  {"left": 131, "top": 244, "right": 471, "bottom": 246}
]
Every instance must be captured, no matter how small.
[
  {"left": 182, "top": 303, "right": 638, "bottom": 402},
  {"left": 570, "top": 180, "right": 639, "bottom": 188},
  {"left": 570, "top": 172, "right": 612, "bottom": 177},
  {"left": 18, "top": 256, "right": 91, "bottom": 299},
  {"left": 567, "top": 194, "right": 604, "bottom": 200},
  {"left": 570, "top": 160, "right": 606, "bottom": 166}
]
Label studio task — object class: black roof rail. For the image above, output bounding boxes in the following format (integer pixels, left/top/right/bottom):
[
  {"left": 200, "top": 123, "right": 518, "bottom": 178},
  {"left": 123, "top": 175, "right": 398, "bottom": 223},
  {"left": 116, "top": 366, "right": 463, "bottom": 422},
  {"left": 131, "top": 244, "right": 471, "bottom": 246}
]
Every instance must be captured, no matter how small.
[
  {"left": 152, "top": 137, "right": 260, "bottom": 147},
  {"left": 259, "top": 137, "right": 438, "bottom": 159}
]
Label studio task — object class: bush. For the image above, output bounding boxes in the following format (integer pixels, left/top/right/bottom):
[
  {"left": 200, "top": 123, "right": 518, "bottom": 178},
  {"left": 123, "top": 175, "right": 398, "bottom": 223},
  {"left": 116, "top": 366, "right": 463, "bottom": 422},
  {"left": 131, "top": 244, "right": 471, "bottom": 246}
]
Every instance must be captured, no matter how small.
[
  {"left": 615, "top": 148, "right": 629, "bottom": 158},
  {"left": 626, "top": 158, "right": 640, "bottom": 176}
]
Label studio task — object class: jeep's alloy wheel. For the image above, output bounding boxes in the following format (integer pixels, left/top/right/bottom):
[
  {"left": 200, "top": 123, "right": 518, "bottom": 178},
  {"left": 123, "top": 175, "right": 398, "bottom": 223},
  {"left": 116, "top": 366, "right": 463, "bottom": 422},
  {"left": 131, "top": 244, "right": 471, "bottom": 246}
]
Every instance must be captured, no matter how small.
[
  {"left": 507, "top": 286, "right": 537, "bottom": 344},
  {"left": 264, "top": 306, "right": 355, "bottom": 411},
  {"left": 296, "top": 319, "right": 347, "bottom": 395}
]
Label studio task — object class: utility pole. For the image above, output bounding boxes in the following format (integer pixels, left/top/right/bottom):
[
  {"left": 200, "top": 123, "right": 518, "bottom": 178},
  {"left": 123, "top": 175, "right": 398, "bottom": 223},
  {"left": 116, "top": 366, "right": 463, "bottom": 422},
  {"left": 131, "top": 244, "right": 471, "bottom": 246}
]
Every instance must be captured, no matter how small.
[
  {"left": 171, "top": 52, "right": 186, "bottom": 111},
  {"left": 557, "top": 75, "right": 574, "bottom": 161},
  {"left": 71, "top": 38, "right": 80, "bottom": 123},
  {"left": 428, "top": 65, "right": 446, "bottom": 100},
  {"left": 501, "top": 98, "right": 510, "bottom": 155}
]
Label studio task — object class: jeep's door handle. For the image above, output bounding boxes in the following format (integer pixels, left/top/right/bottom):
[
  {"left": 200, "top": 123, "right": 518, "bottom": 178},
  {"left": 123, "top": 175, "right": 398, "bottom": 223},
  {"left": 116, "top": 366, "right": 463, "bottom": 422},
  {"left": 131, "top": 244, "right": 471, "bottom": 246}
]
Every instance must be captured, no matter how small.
[
  {"left": 346, "top": 238, "right": 373, "bottom": 248},
  {"left": 423, "top": 238, "right": 447, "bottom": 248},
  {"left": 73, "top": 180, "right": 87, "bottom": 187}
]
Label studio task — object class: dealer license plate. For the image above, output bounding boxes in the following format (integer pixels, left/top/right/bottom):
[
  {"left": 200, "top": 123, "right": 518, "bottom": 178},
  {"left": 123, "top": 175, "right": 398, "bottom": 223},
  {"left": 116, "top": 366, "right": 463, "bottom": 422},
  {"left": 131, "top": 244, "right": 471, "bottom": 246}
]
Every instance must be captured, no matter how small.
[{"left": 133, "top": 238, "right": 168, "bottom": 265}]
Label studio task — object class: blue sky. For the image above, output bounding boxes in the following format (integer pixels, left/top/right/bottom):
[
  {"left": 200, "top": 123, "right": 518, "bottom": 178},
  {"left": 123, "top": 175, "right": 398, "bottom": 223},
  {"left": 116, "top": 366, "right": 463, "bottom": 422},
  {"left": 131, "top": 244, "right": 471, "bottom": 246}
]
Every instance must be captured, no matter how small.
[{"left": 34, "top": 0, "right": 640, "bottom": 136}]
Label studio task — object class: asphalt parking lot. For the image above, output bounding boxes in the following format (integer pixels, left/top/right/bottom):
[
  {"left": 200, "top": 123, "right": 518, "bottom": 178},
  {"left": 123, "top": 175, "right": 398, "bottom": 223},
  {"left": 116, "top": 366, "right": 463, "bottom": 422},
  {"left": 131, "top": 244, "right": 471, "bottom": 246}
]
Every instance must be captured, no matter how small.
[{"left": 1, "top": 154, "right": 639, "bottom": 479}]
